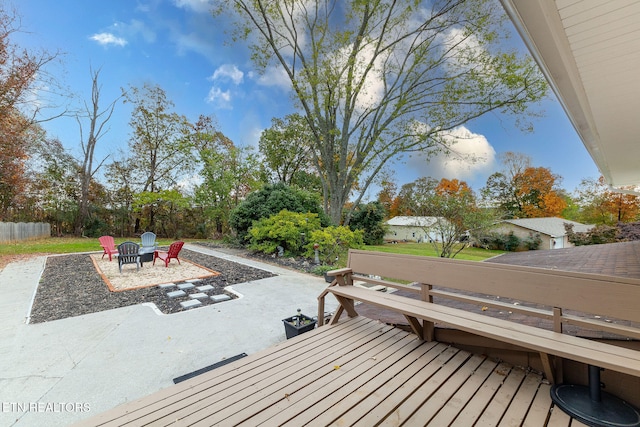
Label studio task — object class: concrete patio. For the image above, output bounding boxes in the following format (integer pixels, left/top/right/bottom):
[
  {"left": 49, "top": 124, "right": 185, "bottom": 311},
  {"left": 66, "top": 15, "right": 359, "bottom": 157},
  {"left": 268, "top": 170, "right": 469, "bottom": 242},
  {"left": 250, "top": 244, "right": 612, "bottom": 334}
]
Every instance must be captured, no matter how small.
[{"left": 0, "top": 244, "right": 337, "bottom": 427}]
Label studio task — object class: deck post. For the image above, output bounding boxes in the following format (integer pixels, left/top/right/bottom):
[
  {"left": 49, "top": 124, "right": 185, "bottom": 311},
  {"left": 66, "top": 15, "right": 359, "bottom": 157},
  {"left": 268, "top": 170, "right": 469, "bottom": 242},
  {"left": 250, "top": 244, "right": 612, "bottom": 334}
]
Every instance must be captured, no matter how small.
[
  {"left": 553, "top": 307, "right": 563, "bottom": 333},
  {"left": 317, "top": 295, "right": 325, "bottom": 327}
]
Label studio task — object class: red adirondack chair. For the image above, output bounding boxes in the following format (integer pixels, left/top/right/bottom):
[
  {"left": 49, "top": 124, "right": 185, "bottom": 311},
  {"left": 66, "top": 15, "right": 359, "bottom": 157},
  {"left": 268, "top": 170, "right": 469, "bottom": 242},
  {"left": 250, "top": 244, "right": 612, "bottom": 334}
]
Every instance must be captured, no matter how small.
[
  {"left": 153, "top": 241, "right": 185, "bottom": 267},
  {"left": 99, "top": 236, "right": 118, "bottom": 261}
]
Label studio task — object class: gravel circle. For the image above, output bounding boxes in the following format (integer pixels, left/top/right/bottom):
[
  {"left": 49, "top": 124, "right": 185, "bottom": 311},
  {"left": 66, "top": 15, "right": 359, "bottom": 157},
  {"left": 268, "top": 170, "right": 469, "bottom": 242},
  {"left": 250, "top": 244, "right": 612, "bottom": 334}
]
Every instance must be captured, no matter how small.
[{"left": 29, "top": 248, "right": 276, "bottom": 324}]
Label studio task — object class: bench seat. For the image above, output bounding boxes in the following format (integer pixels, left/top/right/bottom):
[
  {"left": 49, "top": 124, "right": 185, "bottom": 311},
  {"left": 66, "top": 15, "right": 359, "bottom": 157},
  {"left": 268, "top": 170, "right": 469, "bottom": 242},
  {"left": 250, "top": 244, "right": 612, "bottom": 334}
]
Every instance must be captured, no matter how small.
[
  {"left": 318, "top": 249, "right": 640, "bottom": 393},
  {"left": 328, "top": 284, "right": 640, "bottom": 379}
]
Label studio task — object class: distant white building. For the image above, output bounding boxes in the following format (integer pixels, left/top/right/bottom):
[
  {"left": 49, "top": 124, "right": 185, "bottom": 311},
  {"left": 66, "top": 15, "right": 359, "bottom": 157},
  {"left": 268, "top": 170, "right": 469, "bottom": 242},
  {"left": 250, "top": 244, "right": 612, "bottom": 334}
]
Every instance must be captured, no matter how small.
[
  {"left": 384, "top": 216, "right": 445, "bottom": 243},
  {"left": 492, "top": 217, "right": 593, "bottom": 250}
]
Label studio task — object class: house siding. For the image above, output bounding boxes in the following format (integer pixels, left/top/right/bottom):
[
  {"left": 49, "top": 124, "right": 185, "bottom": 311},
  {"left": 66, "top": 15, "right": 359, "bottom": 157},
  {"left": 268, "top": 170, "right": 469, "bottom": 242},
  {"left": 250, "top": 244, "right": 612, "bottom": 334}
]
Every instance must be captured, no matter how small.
[
  {"left": 384, "top": 225, "right": 439, "bottom": 243},
  {"left": 491, "top": 223, "right": 571, "bottom": 250}
]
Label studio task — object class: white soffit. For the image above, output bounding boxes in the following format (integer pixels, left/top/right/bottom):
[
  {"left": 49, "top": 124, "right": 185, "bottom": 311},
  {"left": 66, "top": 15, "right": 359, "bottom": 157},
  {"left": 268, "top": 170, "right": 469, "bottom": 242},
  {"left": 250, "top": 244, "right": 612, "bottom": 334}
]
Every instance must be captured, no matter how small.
[{"left": 499, "top": 0, "right": 640, "bottom": 187}]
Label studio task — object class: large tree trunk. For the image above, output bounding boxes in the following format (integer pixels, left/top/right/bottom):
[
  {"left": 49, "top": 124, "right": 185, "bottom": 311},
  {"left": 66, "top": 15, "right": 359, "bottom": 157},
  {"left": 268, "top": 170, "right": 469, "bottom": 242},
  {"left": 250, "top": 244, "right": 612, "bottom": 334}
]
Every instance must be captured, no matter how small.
[{"left": 74, "top": 68, "right": 119, "bottom": 236}]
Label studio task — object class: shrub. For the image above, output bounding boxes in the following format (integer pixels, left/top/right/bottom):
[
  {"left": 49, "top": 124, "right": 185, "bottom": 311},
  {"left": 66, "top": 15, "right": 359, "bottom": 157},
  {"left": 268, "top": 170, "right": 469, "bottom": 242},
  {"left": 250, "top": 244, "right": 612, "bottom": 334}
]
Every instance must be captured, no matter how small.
[
  {"left": 304, "top": 226, "right": 364, "bottom": 265},
  {"left": 617, "top": 221, "right": 640, "bottom": 241},
  {"left": 476, "top": 231, "right": 521, "bottom": 251},
  {"left": 311, "top": 264, "right": 335, "bottom": 276},
  {"left": 565, "top": 223, "right": 617, "bottom": 246},
  {"left": 229, "top": 183, "right": 330, "bottom": 242},
  {"left": 247, "top": 210, "right": 321, "bottom": 256},
  {"left": 522, "top": 233, "right": 542, "bottom": 250},
  {"left": 83, "top": 217, "right": 109, "bottom": 238},
  {"left": 348, "top": 202, "right": 387, "bottom": 245}
]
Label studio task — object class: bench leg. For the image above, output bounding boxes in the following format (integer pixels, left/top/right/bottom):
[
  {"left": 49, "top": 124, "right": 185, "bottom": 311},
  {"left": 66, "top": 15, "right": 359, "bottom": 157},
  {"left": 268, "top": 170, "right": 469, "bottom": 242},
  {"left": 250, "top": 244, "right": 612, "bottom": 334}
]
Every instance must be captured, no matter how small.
[
  {"left": 423, "top": 320, "right": 435, "bottom": 342},
  {"left": 539, "top": 353, "right": 556, "bottom": 385},
  {"left": 404, "top": 315, "right": 423, "bottom": 339},
  {"left": 333, "top": 295, "right": 358, "bottom": 318},
  {"left": 329, "top": 306, "right": 345, "bottom": 325}
]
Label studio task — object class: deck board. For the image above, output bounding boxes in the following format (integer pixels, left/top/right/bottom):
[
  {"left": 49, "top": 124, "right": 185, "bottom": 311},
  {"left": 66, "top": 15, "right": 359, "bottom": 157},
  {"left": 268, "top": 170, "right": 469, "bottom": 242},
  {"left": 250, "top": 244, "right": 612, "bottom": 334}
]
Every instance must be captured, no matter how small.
[
  {"left": 401, "top": 353, "right": 486, "bottom": 425},
  {"left": 426, "top": 358, "right": 500, "bottom": 426},
  {"left": 499, "top": 372, "right": 545, "bottom": 426},
  {"left": 186, "top": 321, "right": 401, "bottom": 425},
  {"left": 523, "top": 382, "right": 553, "bottom": 426},
  {"left": 74, "top": 317, "right": 584, "bottom": 427},
  {"left": 273, "top": 336, "right": 432, "bottom": 426}
]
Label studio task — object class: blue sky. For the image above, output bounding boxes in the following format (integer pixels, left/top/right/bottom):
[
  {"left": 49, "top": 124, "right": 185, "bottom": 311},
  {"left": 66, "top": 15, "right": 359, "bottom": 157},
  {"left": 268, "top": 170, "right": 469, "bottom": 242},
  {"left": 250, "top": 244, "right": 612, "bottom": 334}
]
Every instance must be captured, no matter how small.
[{"left": 14, "top": 0, "right": 601, "bottom": 196}]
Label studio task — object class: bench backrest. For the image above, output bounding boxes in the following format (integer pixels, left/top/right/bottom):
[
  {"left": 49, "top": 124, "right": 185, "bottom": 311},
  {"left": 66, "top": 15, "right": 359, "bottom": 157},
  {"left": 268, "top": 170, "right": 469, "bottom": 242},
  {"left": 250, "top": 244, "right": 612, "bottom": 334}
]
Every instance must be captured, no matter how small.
[{"left": 347, "top": 249, "right": 640, "bottom": 324}]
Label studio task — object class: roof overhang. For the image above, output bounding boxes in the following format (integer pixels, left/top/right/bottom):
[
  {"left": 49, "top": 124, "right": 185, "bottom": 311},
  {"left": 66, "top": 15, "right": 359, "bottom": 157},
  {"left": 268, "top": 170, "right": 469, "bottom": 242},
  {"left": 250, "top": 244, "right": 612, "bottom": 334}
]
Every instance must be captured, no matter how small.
[{"left": 499, "top": 0, "right": 640, "bottom": 189}]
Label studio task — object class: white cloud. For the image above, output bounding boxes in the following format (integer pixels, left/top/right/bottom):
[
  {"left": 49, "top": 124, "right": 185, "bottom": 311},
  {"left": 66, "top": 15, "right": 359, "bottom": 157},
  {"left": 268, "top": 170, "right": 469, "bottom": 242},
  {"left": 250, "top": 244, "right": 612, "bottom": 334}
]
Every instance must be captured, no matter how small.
[
  {"left": 90, "top": 20, "right": 156, "bottom": 48},
  {"left": 121, "top": 19, "right": 156, "bottom": 44},
  {"left": 205, "top": 65, "right": 245, "bottom": 109},
  {"left": 440, "top": 27, "right": 487, "bottom": 74},
  {"left": 205, "top": 86, "right": 232, "bottom": 108},
  {"left": 89, "top": 33, "right": 127, "bottom": 47},
  {"left": 174, "top": 31, "right": 212, "bottom": 58},
  {"left": 173, "top": 0, "right": 213, "bottom": 13},
  {"left": 211, "top": 64, "right": 244, "bottom": 85},
  {"left": 234, "top": 123, "right": 263, "bottom": 149},
  {"left": 407, "top": 126, "right": 497, "bottom": 183},
  {"left": 249, "top": 66, "right": 291, "bottom": 90},
  {"left": 320, "top": 43, "right": 387, "bottom": 113}
]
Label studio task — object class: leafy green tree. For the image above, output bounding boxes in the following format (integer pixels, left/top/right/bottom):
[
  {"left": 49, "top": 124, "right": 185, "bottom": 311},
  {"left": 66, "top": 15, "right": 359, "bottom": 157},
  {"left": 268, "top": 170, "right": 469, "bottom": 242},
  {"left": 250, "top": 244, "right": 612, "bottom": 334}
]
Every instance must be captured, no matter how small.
[
  {"left": 104, "top": 158, "right": 137, "bottom": 236},
  {"left": 30, "top": 138, "right": 80, "bottom": 235},
  {"left": 217, "top": 0, "right": 548, "bottom": 224},
  {"left": 289, "top": 170, "right": 323, "bottom": 195},
  {"left": 196, "top": 143, "right": 262, "bottom": 236},
  {"left": 191, "top": 115, "right": 263, "bottom": 236},
  {"left": 349, "top": 202, "right": 387, "bottom": 245},
  {"left": 229, "top": 183, "right": 330, "bottom": 242},
  {"left": 248, "top": 210, "right": 321, "bottom": 256},
  {"left": 133, "top": 189, "right": 190, "bottom": 239},
  {"left": 124, "top": 83, "right": 194, "bottom": 231},
  {"left": 259, "top": 113, "right": 314, "bottom": 185},
  {"left": 559, "top": 190, "right": 580, "bottom": 221},
  {"left": 399, "top": 177, "right": 494, "bottom": 258}
]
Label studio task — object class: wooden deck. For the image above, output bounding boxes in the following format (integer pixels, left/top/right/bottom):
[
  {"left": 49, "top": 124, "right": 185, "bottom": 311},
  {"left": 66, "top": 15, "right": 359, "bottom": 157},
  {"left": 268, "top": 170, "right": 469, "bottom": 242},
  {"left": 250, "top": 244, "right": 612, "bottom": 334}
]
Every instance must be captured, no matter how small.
[{"left": 76, "top": 317, "right": 588, "bottom": 426}]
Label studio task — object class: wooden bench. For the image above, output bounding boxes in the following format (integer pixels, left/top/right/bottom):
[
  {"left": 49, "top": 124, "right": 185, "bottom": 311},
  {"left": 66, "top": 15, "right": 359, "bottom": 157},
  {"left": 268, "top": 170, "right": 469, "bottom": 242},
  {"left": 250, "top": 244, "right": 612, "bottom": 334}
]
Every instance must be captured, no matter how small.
[{"left": 317, "top": 249, "right": 640, "bottom": 388}]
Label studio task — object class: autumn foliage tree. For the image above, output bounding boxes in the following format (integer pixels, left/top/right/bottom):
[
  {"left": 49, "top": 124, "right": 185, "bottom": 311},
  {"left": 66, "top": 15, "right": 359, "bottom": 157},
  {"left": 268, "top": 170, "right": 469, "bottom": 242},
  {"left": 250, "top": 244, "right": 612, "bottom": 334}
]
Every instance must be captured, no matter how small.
[
  {"left": 482, "top": 152, "right": 566, "bottom": 218},
  {"left": 516, "top": 167, "right": 567, "bottom": 217},
  {"left": 575, "top": 176, "right": 640, "bottom": 224},
  {"left": 0, "top": 110, "right": 30, "bottom": 219},
  {"left": 0, "top": 6, "right": 59, "bottom": 220}
]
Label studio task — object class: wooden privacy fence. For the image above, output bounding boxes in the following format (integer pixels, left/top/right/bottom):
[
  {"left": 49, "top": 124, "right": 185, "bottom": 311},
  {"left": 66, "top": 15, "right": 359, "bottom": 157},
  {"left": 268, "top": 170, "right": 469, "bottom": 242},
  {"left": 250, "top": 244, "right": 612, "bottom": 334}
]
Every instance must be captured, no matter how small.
[{"left": 0, "top": 222, "right": 51, "bottom": 243}]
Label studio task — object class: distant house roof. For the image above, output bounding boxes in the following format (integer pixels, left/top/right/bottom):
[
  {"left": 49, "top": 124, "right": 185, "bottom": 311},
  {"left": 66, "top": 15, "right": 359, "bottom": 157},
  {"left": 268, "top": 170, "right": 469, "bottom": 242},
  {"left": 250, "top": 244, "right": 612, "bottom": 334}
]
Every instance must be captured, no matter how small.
[
  {"left": 501, "top": 218, "right": 593, "bottom": 238},
  {"left": 386, "top": 216, "right": 440, "bottom": 227}
]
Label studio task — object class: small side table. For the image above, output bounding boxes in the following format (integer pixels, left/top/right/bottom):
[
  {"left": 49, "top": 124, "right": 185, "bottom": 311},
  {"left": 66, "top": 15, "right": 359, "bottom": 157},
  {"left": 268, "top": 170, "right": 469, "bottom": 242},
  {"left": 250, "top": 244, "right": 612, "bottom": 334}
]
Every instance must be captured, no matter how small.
[
  {"left": 139, "top": 251, "right": 154, "bottom": 266},
  {"left": 551, "top": 365, "right": 640, "bottom": 426}
]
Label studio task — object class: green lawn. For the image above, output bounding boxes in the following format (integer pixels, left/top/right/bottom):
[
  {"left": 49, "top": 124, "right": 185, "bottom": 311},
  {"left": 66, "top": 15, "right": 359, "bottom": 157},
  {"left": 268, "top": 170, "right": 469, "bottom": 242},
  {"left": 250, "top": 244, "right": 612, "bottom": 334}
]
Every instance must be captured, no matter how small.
[
  {"left": 0, "top": 237, "right": 200, "bottom": 257},
  {"left": 363, "top": 242, "right": 503, "bottom": 261},
  {"left": 0, "top": 237, "right": 502, "bottom": 270}
]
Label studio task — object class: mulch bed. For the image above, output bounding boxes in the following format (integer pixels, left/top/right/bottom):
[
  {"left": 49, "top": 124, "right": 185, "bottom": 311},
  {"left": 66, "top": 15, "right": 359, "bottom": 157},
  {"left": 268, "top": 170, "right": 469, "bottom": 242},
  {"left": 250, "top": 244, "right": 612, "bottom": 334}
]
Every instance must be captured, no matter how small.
[{"left": 29, "top": 248, "right": 276, "bottom": 324}]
